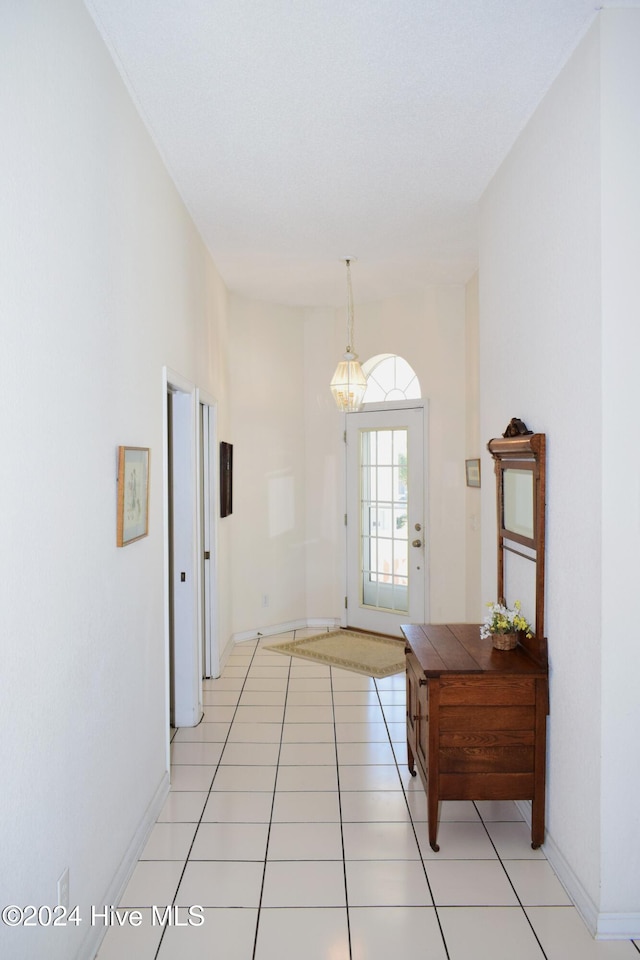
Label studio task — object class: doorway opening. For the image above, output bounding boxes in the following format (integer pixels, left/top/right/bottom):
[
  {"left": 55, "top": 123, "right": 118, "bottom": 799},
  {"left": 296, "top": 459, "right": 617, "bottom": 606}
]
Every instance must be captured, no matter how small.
[
  {"left": 344, "top": 355, "right": 426, "bottom": 637},
  {"left": 199, "top": 393, "right": 219, "bottom": 679}
]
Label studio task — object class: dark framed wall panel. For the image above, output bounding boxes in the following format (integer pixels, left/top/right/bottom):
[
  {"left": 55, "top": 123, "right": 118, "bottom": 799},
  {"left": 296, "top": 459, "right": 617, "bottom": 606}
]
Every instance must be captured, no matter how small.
[{"left": 220, "top": 441, "right": 233, "bottom": 518}]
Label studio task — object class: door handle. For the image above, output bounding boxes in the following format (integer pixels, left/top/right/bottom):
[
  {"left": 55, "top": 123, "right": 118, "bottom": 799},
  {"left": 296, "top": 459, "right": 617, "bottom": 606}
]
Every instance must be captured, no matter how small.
[{"left": 412, "top": 539, "right": 422, "bottom": 548}]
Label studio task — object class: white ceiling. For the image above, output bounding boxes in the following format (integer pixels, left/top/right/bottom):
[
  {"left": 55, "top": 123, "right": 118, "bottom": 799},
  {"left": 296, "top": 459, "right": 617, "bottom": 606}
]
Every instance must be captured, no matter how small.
[{"left": 84, "top": 0, "right": 633, "bottom": 307}]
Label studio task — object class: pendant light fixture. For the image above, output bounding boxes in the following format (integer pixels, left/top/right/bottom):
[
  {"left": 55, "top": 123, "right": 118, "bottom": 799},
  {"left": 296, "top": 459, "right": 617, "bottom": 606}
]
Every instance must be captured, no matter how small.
[{"left": 329, "top": 258, "right": 367, "bottom": 412}]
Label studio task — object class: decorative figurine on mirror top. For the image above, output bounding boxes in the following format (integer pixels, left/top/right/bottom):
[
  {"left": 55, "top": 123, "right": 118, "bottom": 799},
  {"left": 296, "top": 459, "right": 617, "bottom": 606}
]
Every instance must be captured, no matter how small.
[{"left": 502, "top": 417, "right": 533, "bottom": 438}]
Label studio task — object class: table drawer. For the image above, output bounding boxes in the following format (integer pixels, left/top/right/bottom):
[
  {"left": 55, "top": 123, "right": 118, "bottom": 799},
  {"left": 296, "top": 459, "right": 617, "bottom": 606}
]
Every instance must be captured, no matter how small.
[
  {"left": 440, "top": 704, "right": 535, "bottom": 732},
  {"left": 439, "top": 745, "right": 534, "bottom": 774},
  {"left": 440, "top": 772, "right": 535, "bottom": 801},
  {"left": 439, "top": 676, "right": 535, "bottom": 706}
]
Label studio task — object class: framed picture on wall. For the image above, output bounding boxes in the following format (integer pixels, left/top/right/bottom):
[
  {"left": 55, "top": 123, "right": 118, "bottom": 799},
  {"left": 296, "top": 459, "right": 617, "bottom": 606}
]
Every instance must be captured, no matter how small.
[
  {"left": 220, "top": 441, "right": 233, "bottom": 517},
  {"left": 117, "top": 446, "right": 150, "bottom": 546},
  {"left": 465, "top": 457, "right": 481, "bottom": 488}
]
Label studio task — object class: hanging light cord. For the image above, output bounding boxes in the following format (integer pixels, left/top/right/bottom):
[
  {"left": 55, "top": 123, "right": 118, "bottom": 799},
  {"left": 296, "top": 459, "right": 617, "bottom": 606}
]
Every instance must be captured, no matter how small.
[{"left": 345, "top": 258, "right": 355, "bottom": 354}]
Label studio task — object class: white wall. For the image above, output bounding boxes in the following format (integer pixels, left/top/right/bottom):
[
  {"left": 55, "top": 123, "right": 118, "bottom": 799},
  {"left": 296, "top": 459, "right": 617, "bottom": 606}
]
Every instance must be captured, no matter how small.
[
  {"left": 599, "top": 8, "right": 640, "bottom": 925},
  {"left": 303, "top": 306, "right": 347, "bottom": 621},
  {"left": 480, "top": 9, "right": 640, "bottom": 936},
  {"left": 464, "top": 273, "right": 482, "bottom": 620},
  {"left": 228, "top": 295, "right": 309, "bottom": 637},
  {"left": 0, "top": 3, "right": 231, "bottom": 959}
]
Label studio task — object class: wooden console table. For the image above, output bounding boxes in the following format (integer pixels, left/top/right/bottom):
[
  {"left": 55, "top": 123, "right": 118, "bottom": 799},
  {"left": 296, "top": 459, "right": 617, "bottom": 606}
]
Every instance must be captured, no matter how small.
[{"left": 402, "top": 621, "right": 548, "bottom": 852}]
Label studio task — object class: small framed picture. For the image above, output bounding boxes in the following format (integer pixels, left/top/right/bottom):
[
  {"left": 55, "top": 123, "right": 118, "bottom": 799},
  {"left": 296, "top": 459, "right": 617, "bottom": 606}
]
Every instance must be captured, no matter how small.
[
  {"left": 117, "top": 446, "right": 150, "bottom": 546},
  {"left": 220, "top": 442, "right": 233, "bottom": 518},
  {"left": 465, "top": 458, "right": 481, "bottom": 488}
]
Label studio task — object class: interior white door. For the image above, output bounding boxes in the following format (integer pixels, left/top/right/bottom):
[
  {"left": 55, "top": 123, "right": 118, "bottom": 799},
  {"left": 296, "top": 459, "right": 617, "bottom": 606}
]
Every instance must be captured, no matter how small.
[
  {"left": 346, "top": 405, "right": 426, "bottom": 636},
  {"left": 168, "top": 387, "right": 201, "bottom": 727}
]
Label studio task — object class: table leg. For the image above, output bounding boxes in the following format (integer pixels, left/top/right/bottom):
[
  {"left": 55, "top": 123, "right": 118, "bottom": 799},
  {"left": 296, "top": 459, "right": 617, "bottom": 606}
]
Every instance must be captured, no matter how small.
[
  {"left": 428, "top": 789, "right": 440, "bottom": 852},
  {"left": 407, "top": 740, "right": 417, "bottom": 776}
]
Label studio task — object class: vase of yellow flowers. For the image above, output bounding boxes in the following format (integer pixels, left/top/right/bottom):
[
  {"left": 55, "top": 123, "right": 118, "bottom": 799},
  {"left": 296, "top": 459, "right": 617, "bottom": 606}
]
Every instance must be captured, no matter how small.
[{"left": 480, "top": 600, "right": 533, "bottom": 651}]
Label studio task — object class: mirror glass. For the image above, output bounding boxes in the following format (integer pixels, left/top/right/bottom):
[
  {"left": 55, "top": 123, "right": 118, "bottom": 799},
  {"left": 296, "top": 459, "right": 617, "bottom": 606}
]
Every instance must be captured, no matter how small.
[
  {"left": 503, "top": 468, "right": 534, "bottom": 540},
  {"left": 504, "top": 549, "right": 536, "bottom": 633}
]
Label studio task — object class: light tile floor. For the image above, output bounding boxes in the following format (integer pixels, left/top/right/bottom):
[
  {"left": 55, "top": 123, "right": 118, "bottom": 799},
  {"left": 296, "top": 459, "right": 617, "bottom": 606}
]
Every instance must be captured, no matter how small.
[{"left": 96, "top": 632, "right": 640, "bottom": 960}]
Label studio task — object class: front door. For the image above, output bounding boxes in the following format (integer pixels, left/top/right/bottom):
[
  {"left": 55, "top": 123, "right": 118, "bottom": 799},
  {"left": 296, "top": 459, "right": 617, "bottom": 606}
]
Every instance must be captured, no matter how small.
[{"left": 346, "top": 405, "right": 426, "bottom": 636}]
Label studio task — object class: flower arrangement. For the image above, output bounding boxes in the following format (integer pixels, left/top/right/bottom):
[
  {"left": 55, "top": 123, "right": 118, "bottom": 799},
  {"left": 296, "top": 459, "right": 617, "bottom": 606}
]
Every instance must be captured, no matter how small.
[{"left": 480, "top": 600, "right": 533, "bottom": 641}]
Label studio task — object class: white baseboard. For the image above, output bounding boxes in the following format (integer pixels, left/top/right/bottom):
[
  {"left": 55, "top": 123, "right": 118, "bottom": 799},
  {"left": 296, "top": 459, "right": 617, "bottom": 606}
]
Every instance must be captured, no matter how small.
[
  {"left": 595, "top": 913, "right": 640, "bottom": 940},
  {"left": 232, "top": 617, "right": 340, "bottom": 645},
  {"left": 217, "top": 635, "right": 234, "bottom": 672},
  {"left": 515, "top": 800, "right": 640, "bottom": 940},
  {"left": 80, "top": 771, "right": 170, "bottom": 960}
]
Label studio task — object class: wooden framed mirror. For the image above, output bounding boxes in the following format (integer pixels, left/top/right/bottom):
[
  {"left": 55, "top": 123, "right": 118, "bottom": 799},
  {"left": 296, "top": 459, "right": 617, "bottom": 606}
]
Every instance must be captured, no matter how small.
[{"left": 487, "top": 430, "right": 546, "bottom": 663}]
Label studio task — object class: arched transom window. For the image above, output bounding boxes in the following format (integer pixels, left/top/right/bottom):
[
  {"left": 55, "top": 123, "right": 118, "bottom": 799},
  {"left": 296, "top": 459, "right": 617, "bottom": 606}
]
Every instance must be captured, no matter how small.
[{"left": 361, "top": 354, "right": 421, "bottom": 403}]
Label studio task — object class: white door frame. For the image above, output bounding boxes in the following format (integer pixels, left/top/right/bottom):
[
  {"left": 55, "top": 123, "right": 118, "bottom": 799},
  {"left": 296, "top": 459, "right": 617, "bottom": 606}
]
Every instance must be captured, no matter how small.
[
  {"left": 197, "top": 389, "right": 220, "bottom": 679},
  {"left": 163, "top": 368, "right": 202, "bottom": 758},
  {"left": 343, "top": 399, "right": 429, "bottom": 635}
]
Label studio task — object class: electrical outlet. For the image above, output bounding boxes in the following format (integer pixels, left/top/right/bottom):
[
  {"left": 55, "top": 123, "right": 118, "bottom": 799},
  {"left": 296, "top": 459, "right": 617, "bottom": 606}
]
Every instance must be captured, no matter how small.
[
  {"left": 57, "top": 867, "right": 69, "bottom": 909},
  {"left": 261, "top": 594, "right": 269, "bottom": 608}
]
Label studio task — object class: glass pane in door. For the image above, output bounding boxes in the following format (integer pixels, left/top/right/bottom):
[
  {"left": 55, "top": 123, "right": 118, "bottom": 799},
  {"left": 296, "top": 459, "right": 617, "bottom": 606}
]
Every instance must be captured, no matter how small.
[{"left": 360, "top": 428, "right": 408, "bottom": 612}]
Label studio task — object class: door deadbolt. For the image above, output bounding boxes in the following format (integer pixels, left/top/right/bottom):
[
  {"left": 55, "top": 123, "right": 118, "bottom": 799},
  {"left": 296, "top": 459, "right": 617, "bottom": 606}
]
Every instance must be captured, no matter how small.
[{"left": 415, "top": 523, "right": 422, "bottom": 532}]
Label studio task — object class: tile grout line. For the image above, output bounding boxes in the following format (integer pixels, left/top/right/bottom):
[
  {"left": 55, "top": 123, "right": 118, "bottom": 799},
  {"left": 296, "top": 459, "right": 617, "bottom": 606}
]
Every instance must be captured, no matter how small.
[
  {"left": 251, "top": 638, "right": 293, "bottom": 960},
  {"left": 374, "top": 674, "right": 451, "bottom": 960},
  {"left": 155, "top": 639, "right": 262, "bottom": 960},
  {"left": 472, "top": 805, "right": 549, "bottom": 960},
  {"left": 330, "top": 664, "right": 354, "bottom": 960}
]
